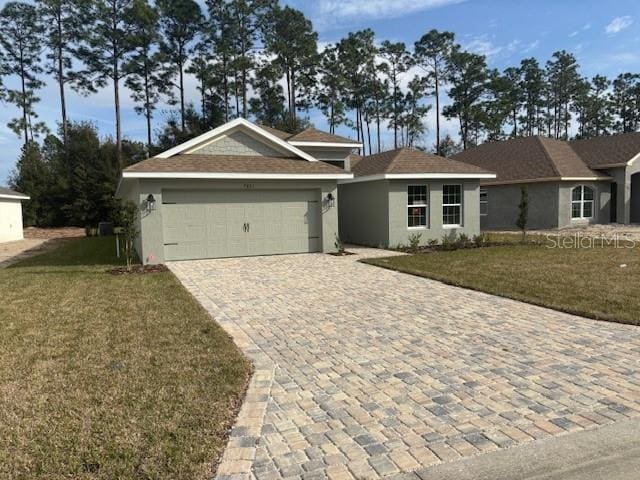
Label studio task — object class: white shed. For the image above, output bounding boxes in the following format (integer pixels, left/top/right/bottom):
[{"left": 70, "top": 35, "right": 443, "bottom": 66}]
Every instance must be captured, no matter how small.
[{"left": 0, "top": 187, "right": 30, "bottom": 243}]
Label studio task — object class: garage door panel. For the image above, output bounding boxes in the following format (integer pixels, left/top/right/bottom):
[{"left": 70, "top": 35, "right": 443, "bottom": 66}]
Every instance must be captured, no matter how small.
[{"left": 162, "top": 190, "right": 321, "bottom": 261}]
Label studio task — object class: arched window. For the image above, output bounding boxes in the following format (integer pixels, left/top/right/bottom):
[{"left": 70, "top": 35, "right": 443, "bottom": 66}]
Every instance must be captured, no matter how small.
[{"left": 571, "top": 186, "right": 594, "bottom": 219}]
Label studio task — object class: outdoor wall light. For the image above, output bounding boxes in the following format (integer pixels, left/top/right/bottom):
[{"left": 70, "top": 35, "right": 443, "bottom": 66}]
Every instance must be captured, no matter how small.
[
  {"left": 325, "top": 192, "right": 335, "bottom": 208},
  {"left": 146, "top": 194, "right": 156, "bottom": 212}
]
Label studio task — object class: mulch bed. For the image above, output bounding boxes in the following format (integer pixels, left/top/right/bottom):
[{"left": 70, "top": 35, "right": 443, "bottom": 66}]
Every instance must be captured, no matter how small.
[
  {"left": 108, "top": 265, "right": 169, "bottom": 275},
  {"left": 328, "top": 251, "right": 356, "bottom": 256}
]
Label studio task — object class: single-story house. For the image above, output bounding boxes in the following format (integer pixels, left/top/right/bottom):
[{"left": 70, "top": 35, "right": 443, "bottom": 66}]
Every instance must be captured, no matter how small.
[
  {"left": 338, "top": 148, "right": 496, "bottom": 248},
  {"left": 452, "top": 133, "right": 640, "bottom": 230},
  {"left": 116, "top": 118, "right": 358, "bottom": 264},
  {"left": 0, "top": 187, "right": 30, "bottom": 243}
]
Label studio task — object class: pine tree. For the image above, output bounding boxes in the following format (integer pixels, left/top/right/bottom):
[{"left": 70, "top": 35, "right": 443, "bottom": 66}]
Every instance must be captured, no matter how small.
[
  {"left": 545, "top": 50, "right": 579, "bottom": 139},
  {"left": 249, "top": 62, "right": 287, "bottom": 128},
  {"left": 10, "top": 141, "right": 49, "bottom": 226},
  {"left": 263, "top": 5, "right": 318, "bottom": 130},
  {"left": 36, "top": 0, "right": 87, "bottom": 144},
  {"left": 157, "top": 0, "right": 203, "bottom": 133},
  {"left": 443, "top": 47, "right": 488, "bottom": 150},
  {"left": 315, "top": 45, "right": 347, "bottom": 134},
  {"left": 379, "top": 41, "right": 412, "bottom": 149},
  {"left": 611, "top": 73, "right": 640, "bottom": 133},
  {"left": 519, "top": 58, "right": 544, "bottom": 136},
  {"left": 414, "top": 30, "right": 455, "bottom": 155},
  {"left": 125, "top": 0, "right": 170, "bottom": 154},
  {"left": 0, "top": 2, "right": 47, "bottom": 145},
  {"left": 75, "top": 0, "right": 136, "bottom": 170}
]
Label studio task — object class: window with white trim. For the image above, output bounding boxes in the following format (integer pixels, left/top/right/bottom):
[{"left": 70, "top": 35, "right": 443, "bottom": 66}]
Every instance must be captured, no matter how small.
[
  {"left": 571, "top": 185, "right": 594, "bottom": 219},
  {"left": 407, "top": 185, "right": 428, "bottom": 228},
  {"left": 443, "top": 184, "right": 463, "bottom": 226},
  {"left": 480, "top": 188, "right": 488, "bottom": 216}
]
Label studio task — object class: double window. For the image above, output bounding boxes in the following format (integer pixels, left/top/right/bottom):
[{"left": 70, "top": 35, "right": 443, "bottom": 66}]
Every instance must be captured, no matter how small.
[
  {"left": 443, "top": 184, "right": 463, "bottom": 227},
  {"left": 480, "top": 188, "right": 488, "bottom": 216},
  {"left": 571, "top": 185, "right": 594, "bottom": 219},
  {"left": 407, "top": 185, "right": 428, "bottom": 228}
]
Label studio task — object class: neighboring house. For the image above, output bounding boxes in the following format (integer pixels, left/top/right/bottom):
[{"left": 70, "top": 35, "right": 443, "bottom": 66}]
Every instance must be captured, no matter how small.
[
  {"left": 115, "top": 118, "right": 358, "bottom": 264},
  {"left": 338, "top": 148, "right": 496, "bottom": 248},
  {"left": 0, "top": 187, "right": 30, "bottom": 243},
  {"left": 452, "top": 133, "right": 640, "bottom": 230}
]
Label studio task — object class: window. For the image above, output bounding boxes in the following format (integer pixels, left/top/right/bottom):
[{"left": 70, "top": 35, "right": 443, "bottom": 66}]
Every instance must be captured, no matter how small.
[
  {"left": 571, "top": 185, "right": 594, "bottom": 219},
  {"left": 407, "top": 185, "right": 428, "bottom": 228},
  {"left": 443, "top": 184, "right": 463, "bottom": 226},
  {"left": 480, "top": 189, "right": 488, "bottom": 216}
]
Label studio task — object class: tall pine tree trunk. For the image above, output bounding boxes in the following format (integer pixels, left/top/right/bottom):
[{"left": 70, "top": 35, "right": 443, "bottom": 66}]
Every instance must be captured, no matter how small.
[
  {"left": 19, "top": 53, "right": 29, "bottom": 146},
  {"left": 144, "top": 62, "right": 152, "bottom": 156},
  {"left": 434, "top": 63, "right": 441, "bottom": 154},
  {"left": 179, "top": 58, "right": 185, "bottom": 132},
  {"left": 56, "top": 19, "right": 68, "bottom": 144},
  {"left": 113, "top": 58, "right": 122, "bottom": 170}
]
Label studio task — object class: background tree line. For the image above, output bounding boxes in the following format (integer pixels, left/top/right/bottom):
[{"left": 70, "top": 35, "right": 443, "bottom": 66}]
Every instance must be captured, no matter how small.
[{"left": 2, "top": 0, "right": 639, "bottom": 226}]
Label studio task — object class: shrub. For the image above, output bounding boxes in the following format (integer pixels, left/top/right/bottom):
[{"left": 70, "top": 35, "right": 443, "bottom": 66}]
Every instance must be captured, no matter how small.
[
  {"left": 473, "top": 233, "right": 487, "bottom": 247},
  {"left": 115, "top": 200, "right": 140, "bottom": 270},
  {"left": 408, "top": 232, "right": 423, "bottom": 252},
  {"left": 334, "top": 234, "right": 345, "bottom": 253}
]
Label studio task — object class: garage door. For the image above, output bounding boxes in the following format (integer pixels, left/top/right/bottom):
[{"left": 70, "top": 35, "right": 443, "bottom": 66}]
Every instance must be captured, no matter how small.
[{"left": 162, "top": 190, "right": 321, "bottom": 261}]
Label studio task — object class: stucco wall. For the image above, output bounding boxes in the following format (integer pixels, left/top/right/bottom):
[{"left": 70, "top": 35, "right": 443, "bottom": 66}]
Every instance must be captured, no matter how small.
[
  {"left": 0, "top": 199, "right": 24, "bottom": 242},
  {"left": 626, "top": 161, "right": 640, "bottom": 223},
  {"left": 190, "top": 130, "right": 285, "bottom": 157},
  {"left": 126, "top": 178, "right": 339, "bottom": 264},
  {"left": 388, "top": 180, "right": 481, "bottom": 247},
  {"left": 558, "top": 181, "right": 611, "bottom": 228},
  {"left": 338, "top": 180, "right": 389, "bottom": 247},
  {"left": 480, "top": 183, "right": 560, "bottom": 230}
]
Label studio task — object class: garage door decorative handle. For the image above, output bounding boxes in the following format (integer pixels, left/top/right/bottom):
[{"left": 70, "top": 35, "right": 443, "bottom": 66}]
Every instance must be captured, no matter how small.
[{"left": 243, "top": 223, "right": 250, "bottom": 232}]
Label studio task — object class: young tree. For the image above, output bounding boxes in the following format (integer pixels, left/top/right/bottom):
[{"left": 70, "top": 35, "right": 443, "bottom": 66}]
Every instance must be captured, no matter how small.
[
  {"left": 414, "top": 30, "right": 455, "bottom": 155},
  {"left": 0, "top": 2, "right": 47, "bottom": 145},
  {"left": 379, "top": 41, "right": 412, "bottom": 149},
  {"left": 76, "top": 0, "right": 136, "bottom": 169},
  {"left": 125, "top": 0, "right": 170, "bottom": 154},
  {"left": 157, "top": 0, "right": 203, "bottom": 133},
  {"left": 263, "top": 5, "right": 318, "bottom": 130},
  {"left": 36, "top": 0, "right": 87, "bottom": 144},
  {"left": 444, "top": 47, "right": 488, "bottom": 150},
  {"left": 516, "top": 186, "right": 529, "bottom": 242}
]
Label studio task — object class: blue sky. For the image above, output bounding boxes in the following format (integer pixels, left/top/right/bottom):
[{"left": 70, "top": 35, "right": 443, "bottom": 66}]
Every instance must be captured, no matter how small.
[{"left": 1, "top": 0, "right": 639, "bottom": 183}]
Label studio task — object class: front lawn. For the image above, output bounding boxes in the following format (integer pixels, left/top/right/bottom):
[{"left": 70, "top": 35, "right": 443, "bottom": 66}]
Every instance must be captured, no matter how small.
[
  {"left": 0, "top": 237, "right": 251, "bottom": 479},
  {"left": 364, "top": 243, "right": 640, "bottom": 325}
]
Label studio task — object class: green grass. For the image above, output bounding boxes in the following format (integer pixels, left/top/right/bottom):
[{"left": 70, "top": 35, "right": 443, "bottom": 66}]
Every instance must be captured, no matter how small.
[
  {"left": 364, "top": 243, "right": 640, "bottom": 325},
  {"left": 0, "top": 237, "right": 251, "bottom": 479}
]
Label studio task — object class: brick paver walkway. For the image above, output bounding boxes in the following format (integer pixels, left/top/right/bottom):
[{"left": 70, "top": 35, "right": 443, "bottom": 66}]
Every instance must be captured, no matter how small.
[{"left": 169, "top": 247, "right": 640, "bottom": 480}]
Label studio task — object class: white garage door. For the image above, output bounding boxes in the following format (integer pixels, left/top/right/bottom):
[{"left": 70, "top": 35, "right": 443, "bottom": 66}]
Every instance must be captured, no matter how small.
[{"left": 162, "top": 190, "right": 321, "bottom": 261}]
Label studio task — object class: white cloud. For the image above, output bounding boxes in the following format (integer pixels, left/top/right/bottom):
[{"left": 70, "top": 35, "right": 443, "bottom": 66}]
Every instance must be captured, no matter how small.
[
  {"left": 568, "top": 31, "right": 579, "bottom": 38},
  {"left": 521, "top": 40, "right": 540, "bottom": 53},
  {"left": 315, "top": 0, "right": 465, "bottom": 22},
  {"left": 464, "top": 36, "right": 503, "bottom": 57},
  {"left": 605, "top": 16, "right": 633, "bottom": 34}
]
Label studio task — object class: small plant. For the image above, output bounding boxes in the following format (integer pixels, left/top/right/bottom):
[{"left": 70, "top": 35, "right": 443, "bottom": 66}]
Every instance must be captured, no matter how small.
[
  {"left": 457, "top": 233, "right": 470, "bottom": 248},
  {"left": 441, "top": 233, "right": 455, "bottom": 251},
  {"left": 473, "top": 233, "right": 487, "bottom": 247},
  {"left": 116, "top": 200, "right": 140, "bottom": 270},
  {"left": 427, "top": 238, "right": 438, "bottom": 248},
  {"left": 334, "top": 234, "right": 345, "bottom": 254},
  {"left": 516, "top": 186, "right": 529, "bottom": 243},
  {"left": 408, "top": 232, "right": 423, "bottom": 252}
]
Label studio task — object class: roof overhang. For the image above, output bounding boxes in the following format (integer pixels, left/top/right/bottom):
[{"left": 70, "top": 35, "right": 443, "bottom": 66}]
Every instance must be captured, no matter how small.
[
  {"left": 0, "top": 193, "right": 30, "bottom": 200},
  {"left": 121, "top": 171, "right": 353, "bottom": 180},
  {"left": 339, "top": 173, "right": 496, "bottom": 184},
  {"left": 155, "top": 118, "right": 319, "bottom": 162},
  {"left": 481, "top": 176, "right": 612, "bottom": 186},
  {"left": 288, "top": 141, "right": 363, "bottom": 149}
]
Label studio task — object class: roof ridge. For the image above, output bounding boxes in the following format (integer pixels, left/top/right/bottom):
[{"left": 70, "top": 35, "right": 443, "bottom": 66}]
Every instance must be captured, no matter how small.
[{"left": 536, "top": 136, "right": 562, "bottom": 177}]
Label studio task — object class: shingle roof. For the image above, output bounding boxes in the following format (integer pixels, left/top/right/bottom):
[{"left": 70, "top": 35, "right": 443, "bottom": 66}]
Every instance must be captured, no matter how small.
[
  {"left": 124, "top": 155, "right": 348, "bottom": 175},
  {"left": 353, "top": 148, "right": 493, "bottom": 177},
  {"left": 288, "top": 127, "right": 360, "bottom": 145},
  {"left": 257, "top": 124, "right": 293, "bottom": 140},
  {"left": 570, "top": 132, "right": 640, "bottom": 168},
  {"left": 452, "top": 136, "right": 609, "bottom": 184},
  {"left": 0, "top": 186, "right": 29, "bottom": 198}
]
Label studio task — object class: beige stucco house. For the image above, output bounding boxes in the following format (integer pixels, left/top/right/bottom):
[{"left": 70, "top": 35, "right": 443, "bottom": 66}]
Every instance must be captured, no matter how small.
[{"left": 0, "top": 187, "right": 30, "bottom": 243}]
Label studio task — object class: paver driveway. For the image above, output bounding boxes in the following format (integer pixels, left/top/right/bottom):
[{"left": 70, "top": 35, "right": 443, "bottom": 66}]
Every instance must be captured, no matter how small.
[{"left": 168, "top": 248, "right": 640, "bottom": 480}]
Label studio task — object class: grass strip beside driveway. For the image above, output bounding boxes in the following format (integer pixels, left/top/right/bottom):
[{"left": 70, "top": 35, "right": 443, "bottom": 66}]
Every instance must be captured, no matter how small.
[
  {"left": 0, "top": 237, "right": 251, "bottom": 479},
  {"left": 363, "top": 244, "right": 640, "bottom": 325}
]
